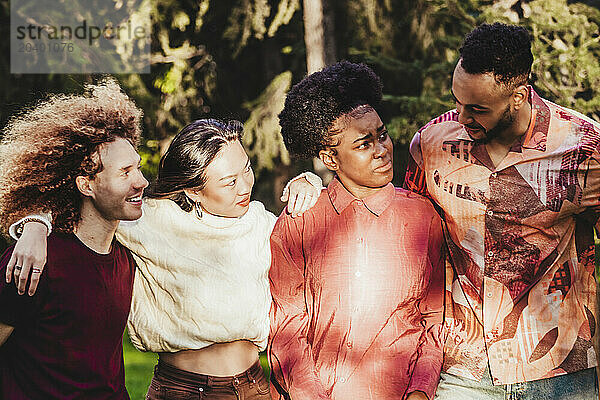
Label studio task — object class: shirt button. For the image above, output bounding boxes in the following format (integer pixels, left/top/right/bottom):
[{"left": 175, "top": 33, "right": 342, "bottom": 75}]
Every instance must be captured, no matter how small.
[
  {"left": 487, "top": 210, "right": 493, "bottom": 216},
  {"left": 347, "top": 341, "right": 352, "bottom": 348},
  {"left": 355, "top": 200, "right": 363, "bottom": 206},
  {"left": 487, "top": 292, "right": 493, "bottom": 298},
  {"left": 355, "top": 270, "right": 361, "bottom": 277},
  {"left": 199, "top": 388, "right": 204, "bottom": 392},
  {"left": 340, "top": 377, "right": 346, "bottom": 383},
  {"left": 491, "top": 172, "right": 497, "bottom": 178},
  {"left": 487, "top": 251, "right": 494, "bottom": 257}
]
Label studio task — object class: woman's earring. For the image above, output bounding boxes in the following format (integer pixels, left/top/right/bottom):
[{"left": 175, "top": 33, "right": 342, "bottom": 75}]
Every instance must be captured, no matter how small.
[{"left": 195, "top": 201, "right": 203, "bottom": 219}]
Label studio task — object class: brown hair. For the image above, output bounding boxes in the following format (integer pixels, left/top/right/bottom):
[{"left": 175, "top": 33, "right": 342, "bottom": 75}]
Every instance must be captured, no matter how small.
[
  {"left": 146, "top": 119, "right": 243, "bottom": 212},
  {"left": 0, "top": 79, "right": 142, "bottom": 234}
]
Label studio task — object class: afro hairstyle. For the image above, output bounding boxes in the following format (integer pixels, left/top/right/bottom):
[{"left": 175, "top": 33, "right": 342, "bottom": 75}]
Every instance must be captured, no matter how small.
[
  {"left": 279, "top": 61, "right": 382, "bottom": 159},
  {"left": 460, "top": 22, "right": 533, "bottom": 88}
]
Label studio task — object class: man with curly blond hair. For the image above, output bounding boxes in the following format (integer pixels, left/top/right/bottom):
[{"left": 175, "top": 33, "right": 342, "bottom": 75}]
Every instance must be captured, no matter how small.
[{"left": 0, "top": 80, "right": 148, "bottom": 399}]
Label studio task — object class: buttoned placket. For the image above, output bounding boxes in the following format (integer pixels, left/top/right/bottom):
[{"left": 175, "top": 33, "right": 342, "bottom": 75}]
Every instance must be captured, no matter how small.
[
  {"left": 484, "top": 171, "right": 498, "bottom": 298},
  {"left": 342, "top": 199, "right": 366, "bottom": 384},
  {"left": 232, "top": 377, "right": 241, "bottom": 400}
]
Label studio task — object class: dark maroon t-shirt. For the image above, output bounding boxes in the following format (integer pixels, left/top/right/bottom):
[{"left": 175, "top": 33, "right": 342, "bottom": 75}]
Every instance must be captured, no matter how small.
[{"left": 0, "top": 233, "right": 135, "bottom": 399}]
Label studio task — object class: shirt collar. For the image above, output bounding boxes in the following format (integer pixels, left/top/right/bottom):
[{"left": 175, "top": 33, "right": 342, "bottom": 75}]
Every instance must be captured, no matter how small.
[
  {"left": 327, "top": 176, "right": 395, "bottom": 216},
  {"left": 453, "top": 86, "right": 549, "bottom": 152},
  {"left": 520, "top": 87, "right": 549, "bottom": 151}
]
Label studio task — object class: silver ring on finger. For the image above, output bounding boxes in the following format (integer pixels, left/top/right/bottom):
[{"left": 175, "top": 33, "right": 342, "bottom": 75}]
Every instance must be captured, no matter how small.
[
  {"left": 32, "top": 267, "right": 42, "bottom": 274},
  {"left": 14, "top": 265, "right": 22, "bottom": 271}
]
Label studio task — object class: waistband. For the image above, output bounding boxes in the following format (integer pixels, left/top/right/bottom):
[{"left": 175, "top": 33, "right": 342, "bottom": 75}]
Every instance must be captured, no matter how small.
[{"left": 155, "top": 359, "right": 264, "bottom": 388}]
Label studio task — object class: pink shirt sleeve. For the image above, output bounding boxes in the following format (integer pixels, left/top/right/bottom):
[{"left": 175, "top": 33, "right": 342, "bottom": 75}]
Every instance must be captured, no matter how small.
[
  {"left": 268, "top": 214, "right": 330, "bottom": 400},
  {"left": 405, "top": 213, "right": 445, "bottom": 399}
]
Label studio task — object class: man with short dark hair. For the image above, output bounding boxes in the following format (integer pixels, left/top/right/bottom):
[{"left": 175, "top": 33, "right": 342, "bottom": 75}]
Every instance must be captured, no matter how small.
[
  {"left": 0, "top": 80, "right": 148, "bottom": 399},
  {"left": 405, "top": 23, "right": 600, "bottom": 399},
  {"left": 269, "top": 61, "right": 445, "bottom": 400}
]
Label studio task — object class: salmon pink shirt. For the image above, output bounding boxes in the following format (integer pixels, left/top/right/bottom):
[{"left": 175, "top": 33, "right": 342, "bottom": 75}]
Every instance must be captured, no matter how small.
[{"left": 268, "top": 177, "right": 445, "bottom": 400}]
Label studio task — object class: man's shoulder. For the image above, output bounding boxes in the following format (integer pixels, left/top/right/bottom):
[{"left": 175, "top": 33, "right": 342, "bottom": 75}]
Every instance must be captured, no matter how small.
[
  {"left": 46, "top": 233, "right": 85, "bottom": 261},
  {"left": 545, "top": 98, "right": 600, "bottom": 131},
  {"left": 413, "top": 110, "right": 464, "bottom": 151},
  {"left": 418, "top": 109, "right": 460, "bottom": 134}
]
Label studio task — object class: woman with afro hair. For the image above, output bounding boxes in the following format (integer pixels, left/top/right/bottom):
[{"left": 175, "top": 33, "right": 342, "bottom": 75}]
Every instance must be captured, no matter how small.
[{"left": 268, "top": 61, "right": 445, "bottom": 400}]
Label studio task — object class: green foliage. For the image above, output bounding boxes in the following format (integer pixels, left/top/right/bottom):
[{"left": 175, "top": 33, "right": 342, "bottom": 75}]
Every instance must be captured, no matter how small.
[
  {"left": 142, "top": 0, "right": 215, "bottom": 139},
  {"left": 480, "top": 0, "right": 600, "bottom": 122},
  {"left": 224, "top": 0, "right": 299, "bottom": 56},
  {"left": 138, "top": 141, "right": 162, "bottom": 183},
  {"left": 383, "top": 94, "right": 453, "bottom": 144},
  {"left": 242, "top": 71, "right": 292, "bottom": 173}
]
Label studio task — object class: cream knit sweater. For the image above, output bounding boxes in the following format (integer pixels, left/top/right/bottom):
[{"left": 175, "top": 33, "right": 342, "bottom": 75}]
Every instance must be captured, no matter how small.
[{"left": 116, "top": 198, "right": 276, "bottom": 353}]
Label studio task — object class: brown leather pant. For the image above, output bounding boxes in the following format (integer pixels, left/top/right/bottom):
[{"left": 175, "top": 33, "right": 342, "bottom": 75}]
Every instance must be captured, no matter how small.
[{"left": 145, "top": 360, "right": 272, "bottom": 400}]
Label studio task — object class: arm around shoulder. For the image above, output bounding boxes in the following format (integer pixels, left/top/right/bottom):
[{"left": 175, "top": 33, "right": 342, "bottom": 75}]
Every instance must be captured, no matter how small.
[{"left": 5, "top": 217, "right": 50, "bottom": 296}]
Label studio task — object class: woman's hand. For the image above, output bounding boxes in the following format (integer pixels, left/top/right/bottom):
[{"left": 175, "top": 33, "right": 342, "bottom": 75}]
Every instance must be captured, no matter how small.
[
  {"left": 281, "top": 172, "right": 323, "bottom": 217},
  {"left": 6, "top": 222, "right": 48, "bottom": 296}
]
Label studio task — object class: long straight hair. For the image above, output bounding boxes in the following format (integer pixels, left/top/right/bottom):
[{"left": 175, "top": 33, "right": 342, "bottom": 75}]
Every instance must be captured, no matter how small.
[{"left": 146, "top": 119, "right": 244, "bottom": 211}]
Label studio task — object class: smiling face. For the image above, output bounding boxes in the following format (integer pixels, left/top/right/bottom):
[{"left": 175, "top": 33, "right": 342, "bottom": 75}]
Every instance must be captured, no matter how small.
[
  {"left": 193, "top": 140, "right": 255, "bottom": 218},
  {"left": 451, "top": 61, "right": 519, "bottom": 143},
  {"left": 86, "top": 137, "right": 148, "bottom": 222},
  {"left": 319, "top": 107, "right": 393, "bottom": 199}
]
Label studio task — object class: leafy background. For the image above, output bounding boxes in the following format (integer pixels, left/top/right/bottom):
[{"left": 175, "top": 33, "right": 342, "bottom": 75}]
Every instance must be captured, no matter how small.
[{"left": 1, "top": 0, "right": 600, "bottom": 398}]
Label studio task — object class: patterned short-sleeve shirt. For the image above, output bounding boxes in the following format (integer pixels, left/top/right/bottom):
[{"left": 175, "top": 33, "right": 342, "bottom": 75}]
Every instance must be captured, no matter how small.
[{"left": 405, "top": 87, "right": 600, "bottom": 385}]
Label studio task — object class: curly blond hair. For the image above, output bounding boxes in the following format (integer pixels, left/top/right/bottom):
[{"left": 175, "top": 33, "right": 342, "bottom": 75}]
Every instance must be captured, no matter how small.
[{"left": 0, "top": 79, "right": 142, "bottom": 235}]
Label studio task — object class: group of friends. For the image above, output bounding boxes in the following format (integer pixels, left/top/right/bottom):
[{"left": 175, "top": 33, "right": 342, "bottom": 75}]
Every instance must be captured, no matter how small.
[{"left": 0, "top": 22, "right": 599, "bottom": 400}]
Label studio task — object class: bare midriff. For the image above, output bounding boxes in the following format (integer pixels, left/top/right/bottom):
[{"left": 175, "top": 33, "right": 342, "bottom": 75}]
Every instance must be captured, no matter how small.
[{"left": 159, "top": 340, "right": 260, "bottom": 376}]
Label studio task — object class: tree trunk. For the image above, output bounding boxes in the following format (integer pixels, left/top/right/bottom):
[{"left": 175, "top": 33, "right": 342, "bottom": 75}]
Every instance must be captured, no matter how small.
[
  {"left": 302, "top": 0, "right": 334, "bottom": 183},
  {"left": 303, "top": 0, "right": 326, "bottom": 74}
]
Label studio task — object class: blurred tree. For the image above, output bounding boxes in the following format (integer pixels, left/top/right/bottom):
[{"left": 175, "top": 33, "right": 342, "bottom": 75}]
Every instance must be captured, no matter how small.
[
  {"left": 303, "top": 0, "right": 326, "bottom": 73},
  {"left": 301, "top": 0, "right": 335, "bottom": 182},
  {"left": 479, "top": 0, "right": 600, "bottom": 122}
]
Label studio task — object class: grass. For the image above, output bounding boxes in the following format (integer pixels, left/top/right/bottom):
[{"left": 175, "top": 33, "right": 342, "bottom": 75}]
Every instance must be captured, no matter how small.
[
  {"left": 123, "top": 332, "right": 157, "bottom": 399},
  {"left": 123, "top": 332, "right": 270, "bottom": 399}
]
